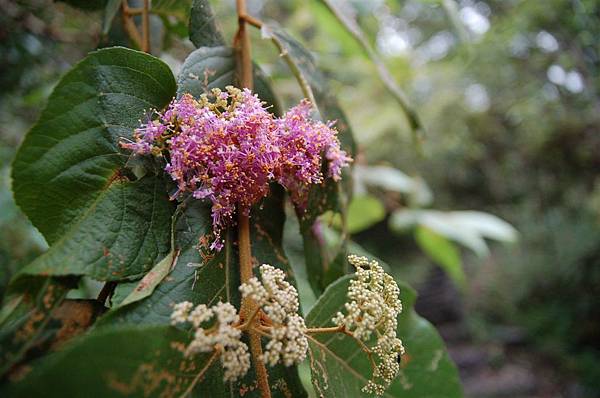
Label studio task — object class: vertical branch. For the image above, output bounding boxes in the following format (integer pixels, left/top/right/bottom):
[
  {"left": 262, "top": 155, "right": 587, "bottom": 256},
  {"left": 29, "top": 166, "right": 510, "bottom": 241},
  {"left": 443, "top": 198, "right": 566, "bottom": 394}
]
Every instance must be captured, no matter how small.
[
  {"left": 121, "top": 1, "right": 143, "bottom": 49},
  {"left": 235, "top": 0, "right": 254, "bottom": 90},
  {"left": 235, "top": 2, "right": 271, "bottom": 397},
  {"left": 141, "top": 0, "right": 151, "bottom": 53}
]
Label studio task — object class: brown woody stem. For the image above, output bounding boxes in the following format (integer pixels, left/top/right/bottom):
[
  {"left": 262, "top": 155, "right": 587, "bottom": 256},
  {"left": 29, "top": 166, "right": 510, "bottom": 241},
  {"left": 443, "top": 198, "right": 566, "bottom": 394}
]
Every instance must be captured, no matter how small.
[
  {"left": 141, "top": 0, "right": 150, "bottom": 53},
  {"left": 235, "top": 1, "right": 270, "bottom": 397},
  {"left": 240, "top": 13, "right": 263, "bottom": 29},
  {"left": 121, "top": 1, "right": 142, "bottom": 48}
]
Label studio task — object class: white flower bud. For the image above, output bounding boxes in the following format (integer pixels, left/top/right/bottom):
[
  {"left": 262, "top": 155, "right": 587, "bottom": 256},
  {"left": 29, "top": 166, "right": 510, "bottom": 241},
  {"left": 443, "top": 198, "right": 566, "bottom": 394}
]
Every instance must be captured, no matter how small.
[{"left": 171, "top": 301, "right": 251, "bottom": 382}]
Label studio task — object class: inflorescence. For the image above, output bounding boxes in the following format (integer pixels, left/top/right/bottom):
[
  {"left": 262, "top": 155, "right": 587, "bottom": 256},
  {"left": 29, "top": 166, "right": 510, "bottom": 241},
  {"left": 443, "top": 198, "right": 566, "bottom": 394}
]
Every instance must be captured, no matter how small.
[
  {"left": 171, "top": 301, "right": 251, "bottom": 382},
  {"left": 332, "top": 255, "right": 405, "bottom": 395},
  {"left": 240, "top": 264, "right": 309, "bottom": 367},
  {"left": 121, "top": 87, "right": 351, "bottom": 250},
  {"left": 171, "top": 263, "right": 308, "bottom": 383},
  {"left": 170, "top": 256, "right": 404, "bottom": 394}
]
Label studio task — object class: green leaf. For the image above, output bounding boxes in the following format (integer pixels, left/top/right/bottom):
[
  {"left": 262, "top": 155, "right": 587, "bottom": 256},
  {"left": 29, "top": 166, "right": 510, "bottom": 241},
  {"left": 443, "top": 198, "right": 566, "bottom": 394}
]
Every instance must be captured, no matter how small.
[
  {"left": 19, "top": 176, "right": 174, "bottom": 280},
  {"left": 100, "top": 200, "right": 233, "bottom": 326},
  {"left": 346, "top": 195, "right": 386, "bottom": 234},
  {"left": 3, "top": 324, "right": 217, "bottom": 397},
  {"left": 317, "top": 0, "right": 424, "bottom": 143},
  {"left": 189, "top": 0, "right": 224, "bottom": 48},
  {"left": 177, "top": 46, "right": 281, "bottom": 115},
  {"left": 12, "top": 47, "right": 177, "bottom": 280},
  {"left": 115, "top": 250, "right": 178, "bottom": 308},
  {"left": 415, "top": 227, "right": 465, "bottom": 289},
  {"left": 102, "top": 0, "right": 121, "bottom": 35},
  {"left": 20, "top": 177, "right": 173, "bottom": 280},
  {"left": 152, "top": 0, "right": 192, "bottom": 22},
  {"left": 306, "top": 275, "right": 463, "bottom": 398}
]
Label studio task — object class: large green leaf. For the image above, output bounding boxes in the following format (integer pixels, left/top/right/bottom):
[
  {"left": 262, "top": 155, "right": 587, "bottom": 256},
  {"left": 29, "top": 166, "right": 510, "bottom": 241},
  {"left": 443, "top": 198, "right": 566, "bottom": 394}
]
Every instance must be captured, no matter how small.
[
  {"left": 189, "top": 0, "right": 224, "bottom": 48},
  {"left": 306, "top": 275, "right": 463, "bottom": 398},
  {"left": 19, "top": 176, "right": 174, "bottom": 280},
  {"left": 100, "top": 200, "right": 234, "bottom": 326},
  {"left": 12, "top": 47, "right": 177, "bottom": 280},
  {"left": 177, "top": 46, "right": 281, "bottom": 115},
  {"left": 3, "top": 324, "right": 217, "bottom": 398}
]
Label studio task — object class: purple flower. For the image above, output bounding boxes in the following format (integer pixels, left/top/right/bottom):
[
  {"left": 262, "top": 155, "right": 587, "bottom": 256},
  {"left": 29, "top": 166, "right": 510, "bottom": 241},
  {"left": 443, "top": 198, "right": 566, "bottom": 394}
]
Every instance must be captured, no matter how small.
[
  {"left": 121, "top": 88, "right": 351, "bottom": 250},
  {"left": 275, "top": 99, "right": 351, "bottom": 206}
]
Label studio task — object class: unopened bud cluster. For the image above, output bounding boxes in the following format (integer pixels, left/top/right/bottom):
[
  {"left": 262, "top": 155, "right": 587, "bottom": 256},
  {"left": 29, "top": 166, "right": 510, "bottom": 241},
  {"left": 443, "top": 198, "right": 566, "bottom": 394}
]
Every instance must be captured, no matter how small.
[
  {"left": 240, "top": 264, "right": 309, "bottom": 367},
  {"left": 333, "top": 255, "right": 405, "bottom": 395},
  {"left": 171, "top": 301, "right": 250, "bottom": 382}
]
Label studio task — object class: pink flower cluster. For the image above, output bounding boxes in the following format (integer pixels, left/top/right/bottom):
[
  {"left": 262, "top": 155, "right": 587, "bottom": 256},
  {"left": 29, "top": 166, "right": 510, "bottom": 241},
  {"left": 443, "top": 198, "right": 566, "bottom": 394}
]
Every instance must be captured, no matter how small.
[{"left": 122, "top": 87, "right": 351, "bottom": 250}]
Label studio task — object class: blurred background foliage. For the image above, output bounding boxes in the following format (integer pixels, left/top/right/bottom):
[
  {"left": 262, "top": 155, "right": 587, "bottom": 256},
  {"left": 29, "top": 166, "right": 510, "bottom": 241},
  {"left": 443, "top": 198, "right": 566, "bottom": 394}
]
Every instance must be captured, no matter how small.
[{"left": 1, "top": 0, "right": 599, "bottom": 396}]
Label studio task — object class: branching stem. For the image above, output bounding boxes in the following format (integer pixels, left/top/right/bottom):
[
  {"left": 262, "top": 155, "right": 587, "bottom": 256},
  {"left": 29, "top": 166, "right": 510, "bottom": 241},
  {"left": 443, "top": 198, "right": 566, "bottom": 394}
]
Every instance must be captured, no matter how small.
[
  {"left": 240, "top": 13, "right": 263, "bottom": 29},
  {"left": 237, "top": 304, "right": 262, "bottom": 331}
]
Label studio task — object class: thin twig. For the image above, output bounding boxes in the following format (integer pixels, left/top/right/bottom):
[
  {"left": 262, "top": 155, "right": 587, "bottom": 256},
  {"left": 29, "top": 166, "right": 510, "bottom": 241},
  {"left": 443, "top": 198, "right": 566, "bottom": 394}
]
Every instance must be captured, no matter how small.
[
  {"left": 240, "top": 13, "right": 263, "bottom": 29},
  {"left": 124, "top": 7, "right": 143, "bottom": 15},
  {"left": 179, "top": 349, "right": 220, "bottom": 398},
  {"left": 121, "top": 1, "right": 143, "bottom": 48},
  {"left": 305, "top": 325, "right": 345, "bottom": 334},
  {"left": 141, "top": 0, "right": 150, "bottom": 53}
]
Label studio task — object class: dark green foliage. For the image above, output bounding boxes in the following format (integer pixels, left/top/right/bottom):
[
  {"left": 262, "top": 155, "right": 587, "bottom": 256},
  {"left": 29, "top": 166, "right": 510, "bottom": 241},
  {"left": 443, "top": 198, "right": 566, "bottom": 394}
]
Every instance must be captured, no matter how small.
[
  {"left": 189, "top": 0, "right": 224, "bottom": 48},
  {"left": 0, "top": 2, "right": 462, "bottom": 397},
  {"left": 4, "top": 324, "right": 213, "bottom": 397}
]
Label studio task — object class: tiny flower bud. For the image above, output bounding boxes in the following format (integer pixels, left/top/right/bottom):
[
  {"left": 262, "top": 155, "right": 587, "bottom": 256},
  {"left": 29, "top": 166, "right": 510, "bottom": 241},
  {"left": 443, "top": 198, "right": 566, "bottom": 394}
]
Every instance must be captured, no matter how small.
[
  {"left": 333, "top": 255, "right": 405, "bottom": 395},
  {"left": 171, "top": 301, "right": 251, "bottom": 382},
  {"left": 240, "top": 264, "right": 309, "bottom": 367}
]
